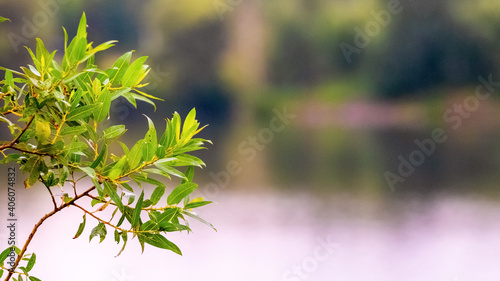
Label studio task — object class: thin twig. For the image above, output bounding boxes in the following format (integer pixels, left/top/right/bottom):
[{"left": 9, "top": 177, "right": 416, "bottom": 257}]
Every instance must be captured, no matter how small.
[
  {"left": 0, "top": 116, "right": 35, "bottom": 151},
  {"left": 45, "top": 185, "right": 58, "bottom": 210}
]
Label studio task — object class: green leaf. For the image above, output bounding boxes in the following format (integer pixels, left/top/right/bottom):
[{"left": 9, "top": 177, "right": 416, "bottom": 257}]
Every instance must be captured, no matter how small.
[
  {"left": 154, "top": 161, "right": 185, "bottom": 179},
  {"left": 78, "top": 166, "right": 102, "bottom": 195},
  {"left": 115, "top": 232, "right": 128, "bottom": 257},
  {"left": 131, "top": 191, "right": 144, "bottom": 228},
  {"left": 122, "top": 56, "right": 148, "bottom": 87},
  {"left": 60, "top": 126, "right": 87, "bottom": 136},
  {"left": 66, "top": 104, "right": 99, "bottom": 121},
  {"left": 127, "top": 139, "right": 144, "bottom": 169},
  {"left": 123, "top": 92, "right": 157, "bottom": 110},
  {"left": 25, "top": 157, "right": 42, "bottom": 188},
  {"left": 76, "top": 12, "right": 87, "bottom": 39},
  {"left": 167, "top": 183, "right": 197, "bottom": 205},
  {"left": 0, "top": 16, "right": 11, "bottom": 23},
  {"left": 184, "top": 201, "right": 212, "bottom": 209},
  {"left": 150, "top": 186, "right": 165, "bottom": 205},
  {"left": 29, "top": 276, "right": 42, "bottom": 281},
  {"left": 0, "top": 247, "right": 12, "bottom": 265},
  {"left": 89, "top": 222, "right": 107, "bottom": 243},
  {"left": 156, "top": 208, "right": 178, "bottom": 226},
  {"left": 25, "top": 253, "right": 36, "bottom": 272},
  {"left": 90, "top": 144, "right": 107, "bottom": 169},
  {"left": 182, "top": 166, "right": 195, "bottom": 184},
  {"left": 107, "top": 156, "right": 127, "bottom": 180},
  {"left": 71, "top": 37, "right": 87, "bottom": 62},
  {"left": 137, "top": 233, "right": 181, "bottom": 255},
  {"left": 103, "top": 125, "right": 126, "bottom": 140},
  {"left": 144, "top": 115, "right": 157, "bottom": 148},
  {"left": 182, "top": 108, "right": 197, "bottom": 137},
  {"left": 172, "top": 154, "right": 205, "bottom": 168},
  {"left": 35, "top": 118, "right": 51, "bottom": 143},
  {"left": 69, "top": 89, "right": 84, "bottom": 110},
  {"left": 108, "top": 51, "right": 133, "bottom": 84},
  {"left": 73, "top": 214, "right": 86, "bottom": 239},
  {"left": 93, "top": 89, "right": 111, "bottom": 122},
  {"left": 129, "top": 174, "right": 165, "bottom": 188},
  {"left": 103, "top": 181, "right": 123, "bottom": 212},
  {"left": 142, "top": 141, "right": 155, "bottom": 162}
]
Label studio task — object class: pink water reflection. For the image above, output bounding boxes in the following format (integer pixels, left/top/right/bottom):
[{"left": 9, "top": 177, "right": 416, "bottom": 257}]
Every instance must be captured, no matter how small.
[{"left": 3, "top": 187, "right": 500, "bottom": 281}]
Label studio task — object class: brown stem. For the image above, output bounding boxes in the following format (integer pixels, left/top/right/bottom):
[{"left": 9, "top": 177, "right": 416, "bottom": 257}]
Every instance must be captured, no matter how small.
[
  {"left": 71, "top": 203, "right": 129, "bottom": 232},
  {"left": 0, "top": 116, "right": 34, "bottom": 151},
  {"left": 3, "top": 186, "right": 95, "bottom": 281},
  {"left": 44, "top": 185, "right": 58, "bottom": 210}
]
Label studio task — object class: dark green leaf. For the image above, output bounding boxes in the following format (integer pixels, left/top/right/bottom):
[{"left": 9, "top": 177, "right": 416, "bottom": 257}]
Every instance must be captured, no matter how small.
[
  {"left": 89, "top": 222, "right": 107, "bottom": 243},
  {"left": 150, "top": 186, "right": 165, "bottom": 205},
  {"left": 137, "top": 233, "right": 181, "bottom": 255},
  {"left": 103, "top": 181, "right": 123, "bottom": 212},
  {"left": 181, "top": 166, "right": 195, "bottom": 184},
  {"left": 131, "top": 191, "right": 144, "bottom": 228},
  {"left": 90, "top": 144, "right": 107, "bottom": 169}
]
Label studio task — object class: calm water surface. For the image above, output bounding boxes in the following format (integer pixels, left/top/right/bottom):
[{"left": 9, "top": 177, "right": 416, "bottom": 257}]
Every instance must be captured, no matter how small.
[{"left": 3, "top": 187, "right": 500, "bottom": 281}]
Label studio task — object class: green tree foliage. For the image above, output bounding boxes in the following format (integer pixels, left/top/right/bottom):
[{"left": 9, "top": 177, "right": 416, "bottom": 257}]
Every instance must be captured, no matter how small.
[{"left": 0, "top": 13, "right": 214, "bottom": 281}]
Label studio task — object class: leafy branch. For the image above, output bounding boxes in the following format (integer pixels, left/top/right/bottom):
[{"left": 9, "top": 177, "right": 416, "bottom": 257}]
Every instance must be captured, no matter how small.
[{"left": 0, "top": 13, "right": 215, "bottom": 281}]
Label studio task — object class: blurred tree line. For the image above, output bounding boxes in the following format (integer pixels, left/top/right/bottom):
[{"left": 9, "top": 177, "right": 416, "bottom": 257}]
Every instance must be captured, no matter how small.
[{"left": 1, "top": 0, "right": 500, "bottom": 194}]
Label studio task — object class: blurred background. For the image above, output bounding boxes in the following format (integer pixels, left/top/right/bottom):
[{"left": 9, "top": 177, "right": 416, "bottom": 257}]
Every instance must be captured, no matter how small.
[{"left": 2, "top": 0, "right": 500, "bottom": 280}]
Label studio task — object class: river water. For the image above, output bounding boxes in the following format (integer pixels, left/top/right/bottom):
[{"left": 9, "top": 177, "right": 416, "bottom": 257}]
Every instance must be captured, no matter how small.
[{"left": 2, "top": 185, "right": 500, "bottom": 281}]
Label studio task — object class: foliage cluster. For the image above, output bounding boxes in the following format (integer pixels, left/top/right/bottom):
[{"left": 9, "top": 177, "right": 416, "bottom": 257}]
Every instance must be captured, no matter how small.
[{"left": 0, "top": 13, "right": 214, "bottom": 281}]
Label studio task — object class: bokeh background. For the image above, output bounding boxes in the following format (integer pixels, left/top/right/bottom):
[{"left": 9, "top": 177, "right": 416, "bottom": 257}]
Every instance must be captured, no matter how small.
[{"left": 1, "top": 0, "right": 500, "bottom": 280}]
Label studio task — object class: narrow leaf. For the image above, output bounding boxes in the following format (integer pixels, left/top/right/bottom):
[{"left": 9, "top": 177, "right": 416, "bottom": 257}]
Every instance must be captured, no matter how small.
[
  {"left": 73, "top": 214, "right": 86, "bottom": 239},
  {"left": 150, "top": 186, "right": 165, "bottom": 206},
  {"left": 131, "top": 191, "right": 144, "bottom": 228},
  {"left": 66, "top": 104, "right": 99, "bottom": 121},
  {"left": 167, "top": 183, "right": 197, "bottom": 205}
]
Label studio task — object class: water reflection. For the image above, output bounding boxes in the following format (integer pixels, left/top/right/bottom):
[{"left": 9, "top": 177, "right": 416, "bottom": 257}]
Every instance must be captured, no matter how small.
[{"left": 9, "top": 187, "right": 500, "bottom": 281}]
